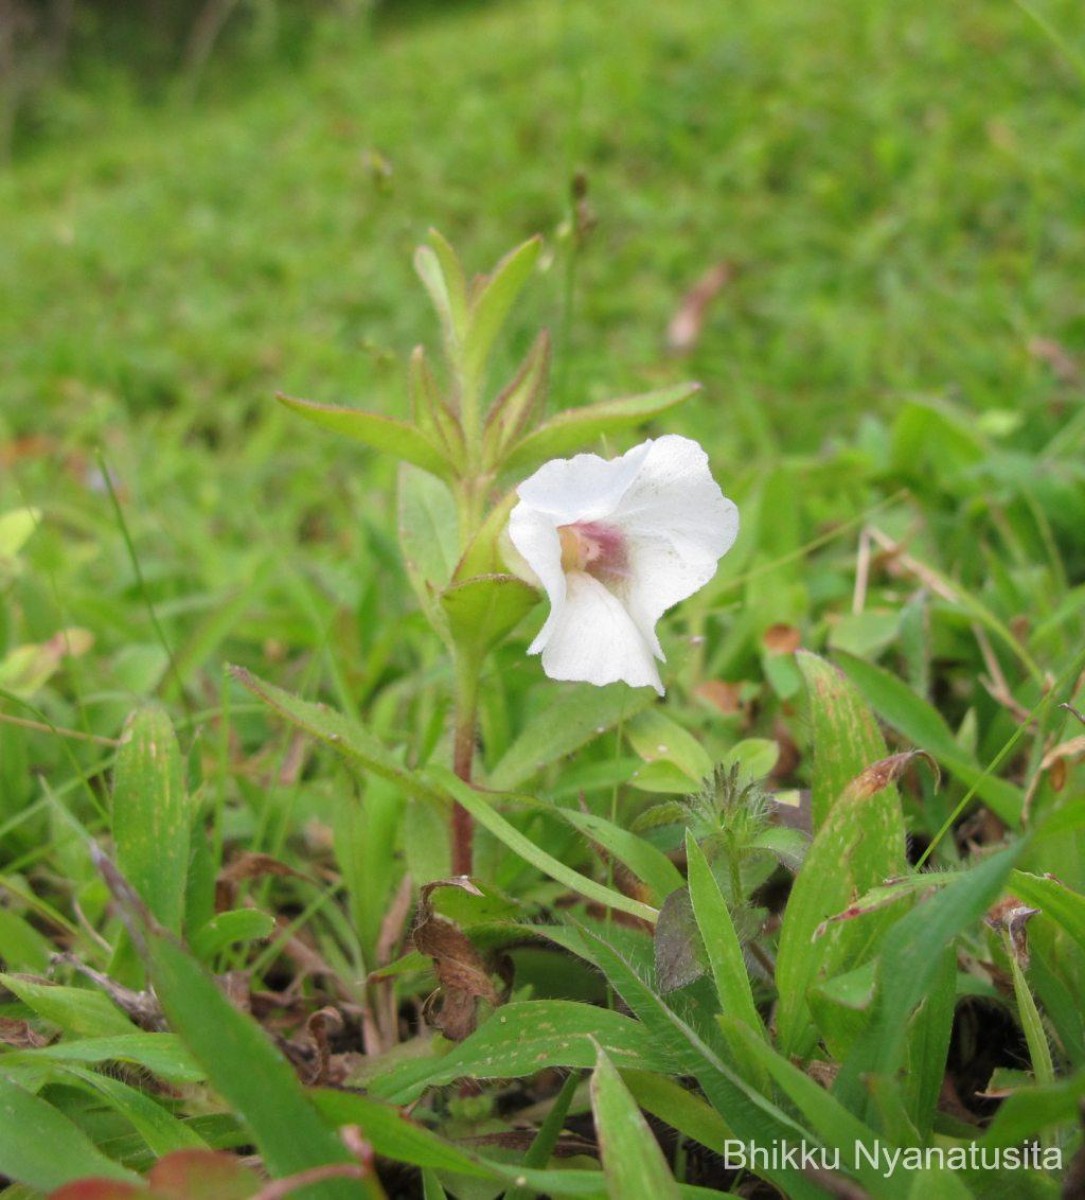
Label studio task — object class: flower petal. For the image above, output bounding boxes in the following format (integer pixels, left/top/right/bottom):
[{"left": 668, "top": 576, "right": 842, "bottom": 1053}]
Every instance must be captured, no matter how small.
[
  {"left": 507, "top": 504, "right": 567, "bottom": 652},
  {"left": 610, "top": 435, "right": 739, "bottom": 623},
  {"left": 536, "top": 571, "right": 663, "bottom": 694},
  {"left": 513, "top": 441, "right": 653, "bottom": 523}
]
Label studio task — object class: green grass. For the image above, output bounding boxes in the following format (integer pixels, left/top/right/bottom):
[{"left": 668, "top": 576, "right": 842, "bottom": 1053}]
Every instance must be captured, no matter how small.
[{"left": 1, "top": 0, "right": 1084, "bottom": 1196}]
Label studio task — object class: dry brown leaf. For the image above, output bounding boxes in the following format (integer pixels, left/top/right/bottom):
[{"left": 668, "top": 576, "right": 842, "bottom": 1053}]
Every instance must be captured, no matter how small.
[
  {"left": 694, "top": 680, "right": 744, "bottom": 715},
  {"left": 0, "top": 1015, "right": 49, "bottom": 1049},
  {"left": 984, "top": 897, "right": 1040, "bottom": 969},
  {"left": 666, "top": 262, "right": 733, "bottom": 354},
  {"left": 1028, "top": 336, "right": 1079, "bottom": 382},
  {"left": 412, "top": 878, "right": 508, "bottom": 1042},
  {"left": 216, "top": 852, "right": 310, "bottom": 912},
  {"left": 761, "top": 623, "right": 801, "bottom": 655},
  {"left": 844, "top": 750, "right": 940, "bottom": 802}
]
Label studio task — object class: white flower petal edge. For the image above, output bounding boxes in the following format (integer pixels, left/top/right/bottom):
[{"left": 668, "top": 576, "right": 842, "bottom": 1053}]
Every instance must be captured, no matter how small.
[{"left": 508, "top": 434, "right": 739, "bottom": 694}]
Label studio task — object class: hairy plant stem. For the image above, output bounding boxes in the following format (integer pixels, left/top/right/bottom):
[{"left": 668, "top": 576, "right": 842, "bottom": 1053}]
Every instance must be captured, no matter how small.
[{"left": 451, "top": 655, "right": 480, "bottom": 876}]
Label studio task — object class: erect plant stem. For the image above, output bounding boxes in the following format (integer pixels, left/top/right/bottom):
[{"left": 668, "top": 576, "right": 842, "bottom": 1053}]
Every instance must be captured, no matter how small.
[{"left": 451, "top": 657, "right": 479, "bottom": 876}]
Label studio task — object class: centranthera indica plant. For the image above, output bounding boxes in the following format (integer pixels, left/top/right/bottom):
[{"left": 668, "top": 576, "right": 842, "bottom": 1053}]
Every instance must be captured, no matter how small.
[{"left": 277, "top": 232, "right": 734, "bottom": 873}]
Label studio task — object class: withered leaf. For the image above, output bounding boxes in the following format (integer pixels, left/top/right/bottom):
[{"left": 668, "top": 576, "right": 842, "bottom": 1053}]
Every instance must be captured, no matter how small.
[
  {"left": 843, "top": 750, "right": 940, "bottom": 802},
  {"left": 666, "top": 262, "right": 733, "bottom": 354},
  {"left": 412, "top": 878, "right": 508, "bottom": 1041},
  {"left": 216, "top": 852, "right": 310, "bottom": 913}
]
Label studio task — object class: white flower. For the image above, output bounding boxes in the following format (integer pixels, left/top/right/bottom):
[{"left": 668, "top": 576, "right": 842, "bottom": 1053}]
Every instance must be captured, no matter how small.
[{"left": 508, "top": 435, "right": 738, "bottom": 694}]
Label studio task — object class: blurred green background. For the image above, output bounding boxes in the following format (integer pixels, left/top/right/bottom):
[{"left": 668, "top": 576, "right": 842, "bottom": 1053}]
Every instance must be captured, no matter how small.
[{"left": 1, "top": 0, "right": 1083, "bottom": 759}]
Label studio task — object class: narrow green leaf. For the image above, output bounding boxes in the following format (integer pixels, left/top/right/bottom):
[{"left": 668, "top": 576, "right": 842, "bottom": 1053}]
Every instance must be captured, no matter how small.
[
  {"left": 487, "top": 683, "right": 654, "bottom": 790},
  {"left": 482, "top": 330, "right": 551, "bottom": 469},
  {"left": 685, "top": 835, "right": 764, "bottom": 1038},
  {"left": 0, "top": 976, "right": 137, "bottom": 1039},
  {"left": 621, "top": 1070, "right": 731, "bottom": 1154},
  {"left": 421, "top": 1168, "right": 449, "bottom": 1200},
  {"left": 313, "top": 1090, "right": 609, "bottom": 1197},
  {"left": 796, "top": 650, "right": 891, "bottom": 831},
  {"left": 112, "top": 704, "right": 189, "bottom": 935},
  {"left": 501, "top": 382, "right": 701, "bottom": 476},
  {"left": 276, "top": 393, "right": 453, "bottom": 480},
  {"left": 409, "top": 345, "right": 465, "bottom": 459},
  {"left": 190, "top": 909, "right": 276, "bottom": 961},
  {"left": 2, "top": 1033, "right": 203, "bottom": 1084},
  {"left": 726, "top": 1022, "right": 909, "bottom": 1200},
  {"left": 902, "top": 948, "right": 956, "bottom": 1138},
  {"left": 57, "top": 1063, "right": 206, "bottom": 1154},
  {"left": 504, "top": 1071, "right": 580, "bottom": 1200},
  {"left": 423, "top": 230, "right": 470, "bottom": 343},
  {"left": 369, "top": 1000, "right": 673, "bottom": 1103},
  {"left": 465, "top": 236, "right": 542, "bottom": 393},
  {"left": 1007, "top": 937, "right": 1056, "bottom": 1087},
  {"left": 0, "top": 1071, "right": 141, "bottom": 1191},
  {"left": 313, "top": 1090, "right": 490, "bottom": 1178},
  {"left": 229, "top": 666, "right": 441, "bottom": 802},
  {"left": 980, "top": 1069, "right": 1085, "bottom": 1149},
  {"left": 424, "top": 767, "right": 658, "bottom": 923},
  {"left": 835, "top": 652, "right": 1024, "bottom": 825},
  {"left": 591, "top": 1047, "right": 681, "bottom": 1200},
  {"left": 559, "top": 807, "right": 684, "bottom": 904}
]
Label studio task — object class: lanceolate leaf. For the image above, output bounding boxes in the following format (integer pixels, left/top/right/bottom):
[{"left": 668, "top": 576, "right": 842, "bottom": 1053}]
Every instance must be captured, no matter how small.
[
  {"left": 501, "top": 381, "right": 701, "bottom": 476},
  {"left": 774, "top": 747, "right": 907, "bottom": 1059},
  {"left": 368, "top": 1000, "right": 674, "bottom": 1103},
  {"left": 112, "top": 704, "right": 189, "bottom": 935},
  {"left": 796, "top": 650, "right": 890, "bottom": 831},
  {"left": 559, "top": 807, "right": 684, "bottom": 904},
  {"left": 726, "top": 1021, "right": 910, "bottom": 1200},
  {"left": 313, "top": 1090, "right": 612, "bottom": 1197},
  {"left": 483, "top": 330, "right": 551, "bottom": 468},
  {"left": 229, "top": 666, "right": 442, "bottom": 802},
  {"left": 572, "top": 924, "right": 826, "bottom": 1200},
  {"left": 276, "top": 393, "right": 454, "bottom": 480},
  {"left": 465, "top": 235, "right": 542, "bottom": 395},
  {"left": 684, "top": 835, "right": 764, "bottom": 1039}
]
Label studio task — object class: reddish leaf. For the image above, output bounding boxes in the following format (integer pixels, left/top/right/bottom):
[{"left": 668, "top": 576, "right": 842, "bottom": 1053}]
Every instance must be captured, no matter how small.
[
  {"left": 148, "top": 1149, "right": 261, "bottom": 1199},
  {"left": 48, "top": 1183, "right": 145, "bottom": 1200}
]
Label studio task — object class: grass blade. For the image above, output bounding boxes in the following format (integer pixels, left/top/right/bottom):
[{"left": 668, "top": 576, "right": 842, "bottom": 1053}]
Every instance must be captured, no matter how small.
[
  {"left": 0, "top": 1071, "right": 141, "bottom": 1191},
  {"left": 591, "top": 1046, "right": 682, "bottom": 1200},
  {"left": 425, "top": 766, "right": 658, "bottom": 922}
]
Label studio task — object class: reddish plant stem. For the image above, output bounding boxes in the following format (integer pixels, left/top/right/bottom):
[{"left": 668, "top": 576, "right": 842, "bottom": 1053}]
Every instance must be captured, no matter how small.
[{"left": 451, "top": 675, "right": 477, "bottom": 876}]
